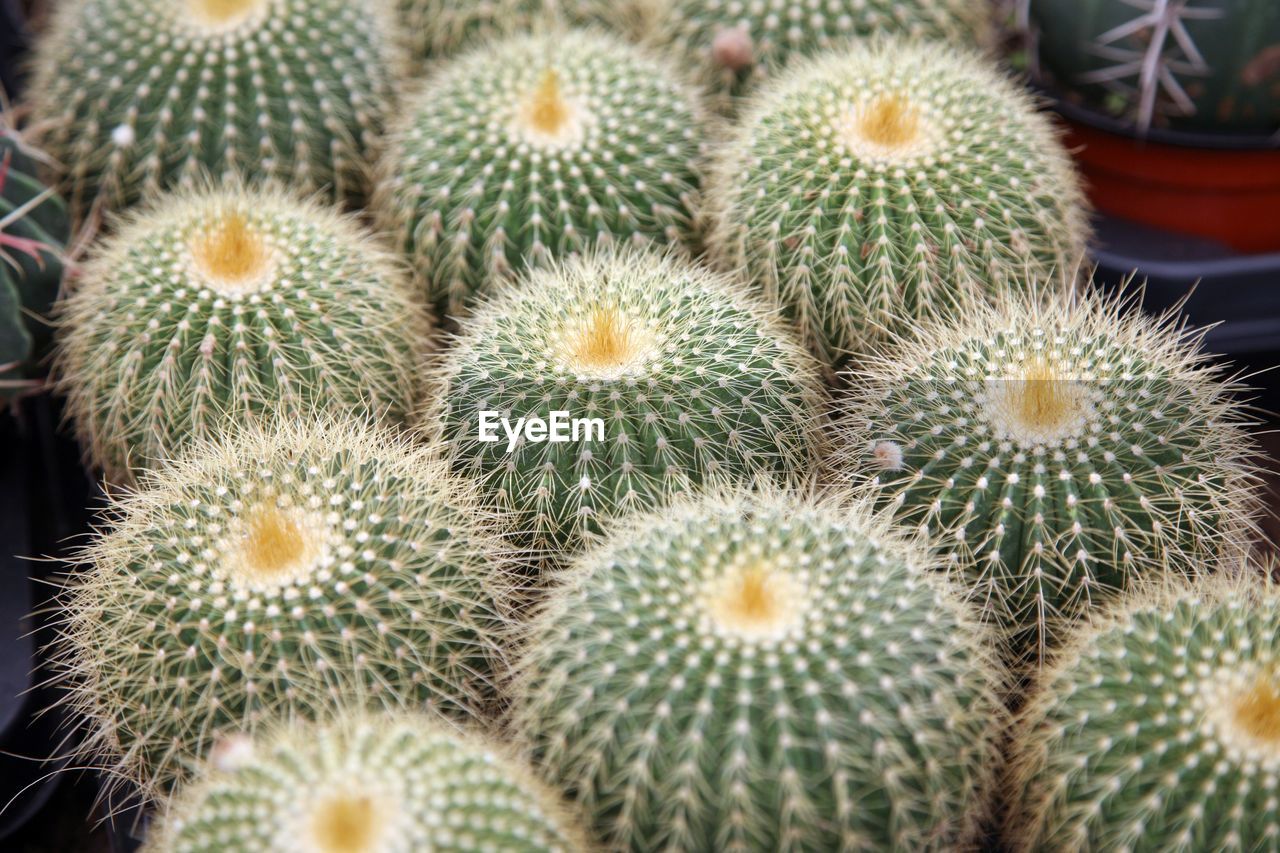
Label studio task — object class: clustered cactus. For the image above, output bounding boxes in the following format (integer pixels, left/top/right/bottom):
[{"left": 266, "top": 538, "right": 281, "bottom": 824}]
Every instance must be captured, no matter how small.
[
  {"left": 55, "top": 418, "right": 510, "bottom": 797},
  {"left": 56, "top": 185, "right": 428, "bottom": 482},
  {"left": 376, "top": 29, "right": 706, "bottom": 318},
  {"left": 13, "top": 0, "right": 1276, "bottom": 849},
  {"left": 146, "top": 711, "right": 587, "bottom": 852},
  {"left": 0, "top": 124, "right": 68, "bottom": 399},
  {"left": 513, "top": 489, "right": 1003, "bottom": 850},
  {"left": 841, "top": 288, "right": 1258, "bottom": 662},
  {"left": 31, "top": 0, "right": 402, "bottom": 224},
  {"left": 652, "top": 0, "right": 994, "bottom": 105},
  {"left": 1007, "top": 580, "right": 1280, "bottom": 851},
  {"left": 434, "top": 250, "right": 824, "bottom": 556},
  {"left": 708, "top": 38, "right": 1088, "bottom": 369}
]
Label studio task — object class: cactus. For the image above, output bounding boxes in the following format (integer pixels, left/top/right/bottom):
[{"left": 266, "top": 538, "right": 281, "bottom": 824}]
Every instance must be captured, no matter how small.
[
  {"left": 56, "top": 185, "right": 429, "bottom": 483},
  {"left": 707, "top": 39, "right": 1088, "bottom": 370},
  {"left": 838, "top": 288, "right": 1258, "bottom": 665},
  {"left": 652, "top": 0, "right": 994, "bottom": 106},
  {"left": 375, "top": 30, "right": 705, "bottom": 320},
  {"left": 0, "top": 123, "right": 69, "bottom": 401},
  {"left": 53, "top": 418, "right": 511, "bottom": 799},
  {"left": 432, "top": 249, "right": 824, "bottom": 558},
  {"left": 30, "top": 0, "right": 403, "bottom": 225},
  {"left": 511, "top": 489, "right": 1003, "bottom": 851},
  {"left": 1026, "top": 0, "right": 1280, "bottom": 135},
  {"left": 1007, "top": 579, "right": 1280, "bottom": 851},
  {"left": 145, "top": 711, "right": 587, "bottom": 853},
  {"left": 396, "top": 0, "right": 653, "bottom": 61}
]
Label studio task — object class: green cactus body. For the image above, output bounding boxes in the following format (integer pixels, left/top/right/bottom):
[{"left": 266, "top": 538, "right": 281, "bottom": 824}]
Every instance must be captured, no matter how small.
[
  {"left": 31, "top": 0, "right": 402, "bottom": 224},
  {"left": 54, "top": 418, "right": 510, "bottom": 799},
  {"left": 708, "top": 39, "right": 1087, "bottom": 370},
  {"left": 376, "top": 30, "right": 705, "bottom": 319},
  {"left": 396, "top": 0, "right": 651, "bottom": 61},
  {"left": 146, "top": 712, "right": 587, "bottom": 852},
  {"left": 1029, "top": 0, "right": 1280, "bottom": 134},
  {"left": 433, "top": 250, "right": 824, "bottom": 557},
  {"left": 512, "top": 490, "right": 1002, "bottom": 851},
  {"left": 840, "top": 290, "right": 1257, "bottom": 663},
  {"left": 653, "top": 0, "right": 993, "bottom": 106},
  {"left": 1008, "top": 581, "right": 1280, "bottom": 851},
  {"left": 0, "top": 128, "right": 69, "bottom": 399},
  {"left": 56, "top": 185, "right": 428, "bottom": 483}
]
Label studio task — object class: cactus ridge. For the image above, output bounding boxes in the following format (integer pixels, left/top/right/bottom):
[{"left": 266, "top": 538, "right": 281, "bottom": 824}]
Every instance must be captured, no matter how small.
[
  {"left": 376, "top": 29, "right": 706, "bottom": 319},
  {"left": 432, "top": 248, "right": 825, "bottom": 557},
  {"left": 56, "top": 184, "right": 429, "bottom": 483},
  {"left": 707, "top": 38, "right": 1088, "bottom": 368},
  {"left": 838, "top": 286, "right": 1260, "bottom": 663},
  {"left": 511, "top": 488, "right": 1003, "bottom": 851},
  {"left": 52, "top": 417, "right": 512, "bottom": 801}
]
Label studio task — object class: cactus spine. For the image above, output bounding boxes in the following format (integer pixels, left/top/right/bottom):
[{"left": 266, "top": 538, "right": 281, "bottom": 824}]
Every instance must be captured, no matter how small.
[
  {"left": 839, "top": 288, "right": 1259, "bottom": 663},
  {"left": 376, "top": 30, "right": 706, "bottom": 319},
  {"left": 512, "top": 489, "right": 1002, "bottom": 851},
  {"left": 433, "top": 249, "right": 824, "bottom": 557},
  {"left": 54, "top": 418, "right": 511, "bottom": 799},
  {"left": 1007, "top": 579, "right": 1280, "bottom": 851},
  {"left": 56, "top": 185, "right": 428, "bottom": 482},
  {"left": 145, "top": 711, "right": 587, "bottom": 852},
  {"left": 708, "top": 39, "right": 1088, "bottom": 369},
  {"left": 31, "top": 0, "right": 403, "bottom": 223}
]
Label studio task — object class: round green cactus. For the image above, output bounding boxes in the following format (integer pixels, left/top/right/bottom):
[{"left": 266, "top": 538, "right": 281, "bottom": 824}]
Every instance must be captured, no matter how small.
[
  {"left": 145, "top": 711, "right": 587, "bottom": 853},
  {"left": 839, "top": 288, "right": 1258, "bottom": 664},
  {"left": 54, "top": 418, "right": 511, "bottom": 799},
  {"left": 0, "top": 125, "right": 69, "bottom": 400},
  {"left": 652, "top": 0, "right": 994, "bottom": 106},
  {"left": 1007, "top": 579, "right": 1280, "bottom": 851},
  {"left": 432, "top": 249, "right": 824, "bottom": 557},
  {"left": 30, "top": 0, "right": 403, "bottom": 224},
  {"left": 375, "top": 29, "right": 705, "bottom": 319},
  {"left": 511, "top": 489, "right": 1002, "bottom": 851},
  {"left": 707, "top": 39, "right": 1088, "bottom": 369},
  {"left": 396, "top": 0, "right": 653, "bottom": 61},
  {"left": 56, "top": 185, "right": 428, "bottom": 483}
]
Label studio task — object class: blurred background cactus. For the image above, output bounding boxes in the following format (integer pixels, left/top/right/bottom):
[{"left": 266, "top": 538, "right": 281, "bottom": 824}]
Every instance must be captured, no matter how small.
[
  {"left": 1023, "top": 0, "right": 1280, "bottom": 135},
  {"left": 30, "top": 0, "right": 404, "bottom": 225},
  {"left": 0, "top": 120, "right": 67, "bottom": 403},
  {"left": 376, "top": 29, "right": 705, "bottom": 319},
  {"left": 434, "top": 250, "right": 824, "bottom": 557},
  {"left": 147, "top": 711, "right": 587, "bottom": 853},
  {"left": 56, "top": 185, "right": 429, "bottom": 482},
  {"left": 513, "top": 489, "right": 1002, "bottom": 851},
  {"left": 1007, "top": 580, "right": 1280, "bottom": 850},
  {"left": 55, "top": 419, "right": 511, "bottom": 800}
]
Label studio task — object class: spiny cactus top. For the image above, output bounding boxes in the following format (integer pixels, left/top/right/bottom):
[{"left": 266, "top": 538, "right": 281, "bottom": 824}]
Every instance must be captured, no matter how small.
[
  {"left": 146, "top": 712, "right": 587, "bottom": 853},
  {"left": 512, "top": 490, "right": 1002, "bottom": 851},
  {"left": 31, "top": 0, "right": 403, "bottom": 224},
  {"left": 0, "top": 126, "right": 69, "bottom": 400},
  {"left": 708, "top": 39, "right": 1087, "bottom": 369},
  {"left": 56, "top": 185, "right": 428, "bottom": 483},
  {"left": 652, "top": 0, "right": 993, "bottom": 106},
  {"left": 433, "top": 250, "right": 824, "bottom": 558},
  {"left": 396, "top": 0, "right": 649, "bottom": 61},
  {"left": 376, "top": 29, "right": 705, "bottom": 319},
  {"left": 839, "top": 288, "right": 1258, "bottom": 664},
  {"left": 1007, "top": 580, "right": 1280, "bottom": 852},
  {"left": 54, "top": 418, "right": 511, "bottom": 799}
]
